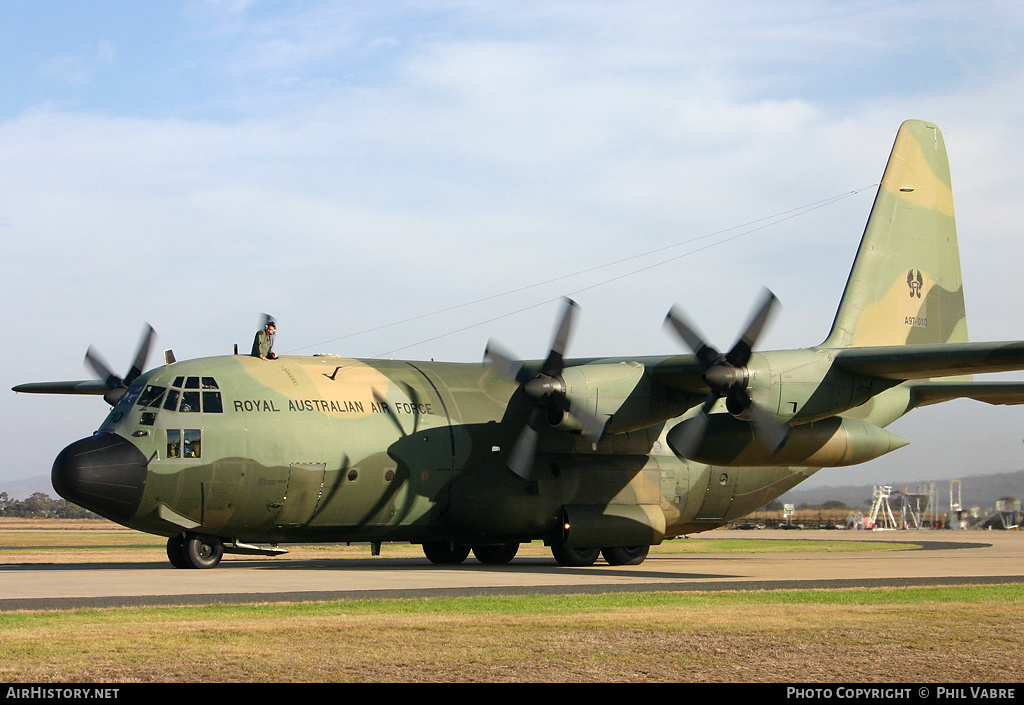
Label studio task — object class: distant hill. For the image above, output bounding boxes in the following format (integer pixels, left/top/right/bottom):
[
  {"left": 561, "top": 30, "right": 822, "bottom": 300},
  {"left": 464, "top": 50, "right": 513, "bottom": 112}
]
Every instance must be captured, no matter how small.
[
  {"left": 1, "top": 475, "right": 54, "bottom": 501},
  {"left": 780, "top": 469, "right": 1024, "bottom": 512}
]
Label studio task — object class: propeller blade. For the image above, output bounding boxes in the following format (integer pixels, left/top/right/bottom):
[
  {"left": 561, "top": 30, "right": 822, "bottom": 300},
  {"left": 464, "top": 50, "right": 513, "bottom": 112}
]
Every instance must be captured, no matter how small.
[
  {"left": 666, "top": 401, "right": 713, "bottom": 459},
  {"left": 506, "top": 419, "right": 540, "bottom": 480},
  {"left": 484, "top": 298, "right": 596, "bottom": 478},
  {"left": 731, "top": 391, "right": 790, "bottom": 455},
  {"left": 664, "top": 305, "right": 720, "bottom": 370},
  {"left": 125, "top": 324, "right": 156, "bottom": 385},
  {"left": 83, "top": 324, "right": 157, "bottom": 406},
  {"left": 484, "top": 339, "right": 529, "bottom": 385},
  {"left": 84, "top": 347, "right": 120, "bottom": 389},
  {"left": 725, "top": 288, "right": 778, "bottom": 367},
  {"left": 664, "top": 289, "right": 786, "bottom": 459},
  {"left": 540, "top": 298, "right": 578, "bottom": 377},
  {"left": 565, "top": 400, "right": 608, "bottom": 441}
]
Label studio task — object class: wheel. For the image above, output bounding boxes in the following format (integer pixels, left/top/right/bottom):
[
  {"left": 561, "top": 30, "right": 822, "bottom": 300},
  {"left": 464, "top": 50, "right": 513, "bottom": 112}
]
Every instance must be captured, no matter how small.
[
  {"left": 166, "top": 535, "right": 190, "bottom": 569},
  {"left": 421, "top": 541, "right": 471, "bottom": 565},
  {"left": 472, "top": 542, "right": 520, "bottom": 564},
  {"left": 168, "top": 534, "right": 224, "bottom": 569},
  {"left": 601, "top": 545, "right": 650, "bottom": 566},
  {"left": 550, "top": 545, "right": 600, "bottom": 567},
  {"left": 184, "top": 535, "right": 224, "bottom": 568}
]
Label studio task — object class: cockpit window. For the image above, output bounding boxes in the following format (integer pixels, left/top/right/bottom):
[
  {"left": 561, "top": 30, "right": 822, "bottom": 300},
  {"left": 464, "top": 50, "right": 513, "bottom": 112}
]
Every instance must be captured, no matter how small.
[
  {"left": 161, "top": 377, "right": 222, "bottom": 413},
  {"left": 163, "top": 388, "right": 180, "bottom": 411},
  {"left": 137, "top": 385, "right": 166, "bottom": 409},
  {"left": 180, "top": 391, "right": 200, "bottom": 412},
  {"left": 202, "top": 391, "right": 223, "bottom": 413},
  {"left": 118, "top": 384, "right": 142, "bottom": 409}
]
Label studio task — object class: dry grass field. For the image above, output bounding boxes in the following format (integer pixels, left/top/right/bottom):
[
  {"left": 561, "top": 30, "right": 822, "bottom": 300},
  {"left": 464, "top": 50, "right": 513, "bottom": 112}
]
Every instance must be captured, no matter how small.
[{"left": 1, "top": 518, "right": 1021, "bottom": 683}]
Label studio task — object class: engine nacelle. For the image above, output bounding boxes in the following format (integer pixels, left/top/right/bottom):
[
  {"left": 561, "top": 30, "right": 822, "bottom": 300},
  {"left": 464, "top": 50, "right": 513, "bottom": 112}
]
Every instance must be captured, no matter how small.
[
  {"left": 666, "top": 414, "right": 908, "bottom": 467},
  {"left": 550, "top": 362, "right": 692, "bottom": 435}
]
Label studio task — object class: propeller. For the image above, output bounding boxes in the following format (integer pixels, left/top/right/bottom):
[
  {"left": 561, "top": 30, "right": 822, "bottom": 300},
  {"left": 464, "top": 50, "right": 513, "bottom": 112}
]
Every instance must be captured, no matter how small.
[
  {"left": 85, "top": 324, "right": 156, "bottom": 406},
  {"left": 663, "top": 288, "right": 789, "bottom": 459},
  {"left": 485, "top": 298, "right": 607, "bottom": 479}
]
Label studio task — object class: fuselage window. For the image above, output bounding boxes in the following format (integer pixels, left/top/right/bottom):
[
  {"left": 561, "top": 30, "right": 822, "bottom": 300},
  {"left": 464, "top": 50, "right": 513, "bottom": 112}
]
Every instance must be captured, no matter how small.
[
  {"left": 183, "top": 429, "right": 202, "bottom": 458},
  {"left": 167, "top": 429, "right": 202, "bottom": 459},
  {"left": 167, "top": 429, "right": 180, "bottom": 458}
]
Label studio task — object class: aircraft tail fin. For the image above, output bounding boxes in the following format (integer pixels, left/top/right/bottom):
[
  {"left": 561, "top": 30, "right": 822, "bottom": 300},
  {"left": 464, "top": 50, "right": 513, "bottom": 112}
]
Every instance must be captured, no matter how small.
[{"left": 821, "top": 120, "right": 968, "bottom": 349}]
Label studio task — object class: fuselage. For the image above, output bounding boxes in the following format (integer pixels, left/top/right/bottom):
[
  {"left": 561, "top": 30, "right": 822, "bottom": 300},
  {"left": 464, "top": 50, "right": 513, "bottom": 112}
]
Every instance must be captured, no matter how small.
[{"left": 52, "top": 352, "right": 822, "bottom": 548}]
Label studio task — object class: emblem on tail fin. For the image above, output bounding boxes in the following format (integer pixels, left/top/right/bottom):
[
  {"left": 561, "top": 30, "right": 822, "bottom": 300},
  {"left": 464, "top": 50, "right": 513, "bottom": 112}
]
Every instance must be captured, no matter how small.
[{"left": 907, "top": 270, "right": 923, "bottom": 298}]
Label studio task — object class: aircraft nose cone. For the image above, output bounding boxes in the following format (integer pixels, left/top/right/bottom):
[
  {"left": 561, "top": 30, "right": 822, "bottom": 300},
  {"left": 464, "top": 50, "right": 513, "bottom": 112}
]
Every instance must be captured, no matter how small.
[{"left": 52, "top": 433, "right": 148, "bottom": 521}]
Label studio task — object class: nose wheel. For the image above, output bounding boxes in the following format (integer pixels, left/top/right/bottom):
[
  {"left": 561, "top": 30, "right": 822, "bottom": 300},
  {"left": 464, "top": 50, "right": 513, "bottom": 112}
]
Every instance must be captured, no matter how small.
[{"left": 167, "top": 533, "right": 224, "bottom": 569}]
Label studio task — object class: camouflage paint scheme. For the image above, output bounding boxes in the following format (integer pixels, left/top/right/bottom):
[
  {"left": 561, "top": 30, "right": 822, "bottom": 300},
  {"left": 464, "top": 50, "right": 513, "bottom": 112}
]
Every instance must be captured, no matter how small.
[{"left": 16, "top": 120, "right": 1024, "bottom": 568}]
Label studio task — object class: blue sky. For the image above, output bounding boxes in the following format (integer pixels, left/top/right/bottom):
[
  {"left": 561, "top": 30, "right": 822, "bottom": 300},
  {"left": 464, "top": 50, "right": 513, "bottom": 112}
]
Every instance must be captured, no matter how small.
[{"left": 3, "top": 1, "right": 1024, "bottom": 496}]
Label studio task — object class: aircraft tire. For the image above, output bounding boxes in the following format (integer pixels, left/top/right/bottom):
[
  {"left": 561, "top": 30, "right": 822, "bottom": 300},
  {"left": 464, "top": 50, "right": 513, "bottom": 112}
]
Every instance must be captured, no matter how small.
[
  {"left": 166, "top": 535, "right": 190, "bottom": 569},
  {"left": 550, "top": 545, "right": 600, "bottom": 567},
  {"left": 600, "top": 545, "right": 650, "bottom": 566},
  {"left": 421, "top": 541, "right": 471, "bottom": 565},
  {"left": 471, "top": 542, "right": 519, "bottom": 564},
  {"left": 179, "top": 534, "right": 224, "bottom": 569}
]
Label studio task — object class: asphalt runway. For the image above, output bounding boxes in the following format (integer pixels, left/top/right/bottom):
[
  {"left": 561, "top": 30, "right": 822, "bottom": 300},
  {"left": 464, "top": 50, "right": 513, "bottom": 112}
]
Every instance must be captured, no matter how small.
[{"left": 2, "top": 530, "right": 1022, "bottom": 611}]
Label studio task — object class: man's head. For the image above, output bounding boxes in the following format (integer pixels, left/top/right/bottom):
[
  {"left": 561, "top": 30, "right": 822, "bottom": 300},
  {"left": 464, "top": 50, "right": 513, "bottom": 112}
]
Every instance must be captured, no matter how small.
[{"left": 266, "top": 322, "right": 276, "bottom": 334}]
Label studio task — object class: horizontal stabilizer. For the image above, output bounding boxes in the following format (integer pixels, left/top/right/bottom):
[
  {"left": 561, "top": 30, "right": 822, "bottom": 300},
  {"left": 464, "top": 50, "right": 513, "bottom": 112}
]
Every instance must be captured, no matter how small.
[
  {"left": 832, "top": 341, "right": 1024, "bottom": 380},
  {"left": 12, "top": 381, "right": 109, "bottom": 395},
  {"left": 910, "top": 381, "right": 1024, "bottom": 407}
]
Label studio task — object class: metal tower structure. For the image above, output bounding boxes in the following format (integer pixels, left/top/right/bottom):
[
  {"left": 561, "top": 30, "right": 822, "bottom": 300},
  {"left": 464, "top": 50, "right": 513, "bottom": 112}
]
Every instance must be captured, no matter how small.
[
  {"left": 900, "top": 483, "right": 936, "bottom": 529},
  {"left": 868, "top": 485, "right": 899, "bottom": 530}
]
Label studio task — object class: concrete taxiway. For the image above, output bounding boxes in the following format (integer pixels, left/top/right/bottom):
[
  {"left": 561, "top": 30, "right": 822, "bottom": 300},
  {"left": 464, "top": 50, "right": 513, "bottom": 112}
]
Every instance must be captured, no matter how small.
[{"left": 2, "top": 530, "right": 1022, "bottom": 611}]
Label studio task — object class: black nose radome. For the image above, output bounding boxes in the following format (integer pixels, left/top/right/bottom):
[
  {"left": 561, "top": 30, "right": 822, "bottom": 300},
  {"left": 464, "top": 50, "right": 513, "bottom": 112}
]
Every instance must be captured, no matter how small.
[{"left": 52, "top": 433, "right": 148, "bottom": 521}]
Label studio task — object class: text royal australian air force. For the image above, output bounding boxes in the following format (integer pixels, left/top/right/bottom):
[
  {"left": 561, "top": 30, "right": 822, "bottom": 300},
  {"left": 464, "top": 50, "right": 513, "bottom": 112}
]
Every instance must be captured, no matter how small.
[{"left": 232, "top": 397, "right": 432, "bottom": 416}]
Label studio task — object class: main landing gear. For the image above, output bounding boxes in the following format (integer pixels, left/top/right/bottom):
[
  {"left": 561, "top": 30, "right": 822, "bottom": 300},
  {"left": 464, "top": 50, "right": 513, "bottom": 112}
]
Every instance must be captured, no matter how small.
[
  {"left": 421, "top": 541, "right": 522, "bottom": 565},
  {"left": 420, "top": 541, "right": 650, "bottom": 566},
  {"left": 166, "top": 533, "right": 224, "bottom": 569},
  {"left": 550, "top": 544, "right": 650, "bottom": 566}
]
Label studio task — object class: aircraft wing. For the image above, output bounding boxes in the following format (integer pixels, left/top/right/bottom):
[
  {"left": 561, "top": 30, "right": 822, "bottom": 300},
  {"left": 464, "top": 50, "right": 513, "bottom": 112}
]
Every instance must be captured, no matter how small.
[
  {"left": 12, "top": 381, "right": 109, "bottom": 395},
  {"left": 830, "top": 341, "right": 1024, "bottom": 380},
  {"left": 629, "top": 355, "right": 707, "bottom": 393},
  {"left": 908, "top": 381, "right": 1024, "bottom": 407}
]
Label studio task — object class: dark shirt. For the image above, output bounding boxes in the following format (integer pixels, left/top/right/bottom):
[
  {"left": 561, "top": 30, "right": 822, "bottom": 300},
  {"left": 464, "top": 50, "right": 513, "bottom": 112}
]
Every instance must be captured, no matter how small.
[{"left": 251, "top": 329, "right": 275, "bottom": 358}]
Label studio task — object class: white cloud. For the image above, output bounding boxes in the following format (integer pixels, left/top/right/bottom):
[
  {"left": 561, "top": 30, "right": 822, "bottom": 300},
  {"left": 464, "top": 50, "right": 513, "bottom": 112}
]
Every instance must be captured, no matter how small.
[{"left": 3, "top": 2, "right": 1024, "bottom": 491}]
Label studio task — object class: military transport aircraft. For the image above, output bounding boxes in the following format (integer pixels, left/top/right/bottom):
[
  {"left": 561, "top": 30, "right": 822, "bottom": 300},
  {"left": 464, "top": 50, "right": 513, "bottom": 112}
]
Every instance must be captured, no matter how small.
[{"left": 15, "top": 120, "right": 1024, "bottom": 569}]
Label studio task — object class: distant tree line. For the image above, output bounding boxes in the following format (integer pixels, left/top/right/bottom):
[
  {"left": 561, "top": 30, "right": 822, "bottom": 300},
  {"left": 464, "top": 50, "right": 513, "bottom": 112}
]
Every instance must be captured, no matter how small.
[{"left": 0, "top": 492, "right": 98, "bottom": 519}]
